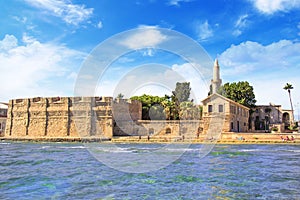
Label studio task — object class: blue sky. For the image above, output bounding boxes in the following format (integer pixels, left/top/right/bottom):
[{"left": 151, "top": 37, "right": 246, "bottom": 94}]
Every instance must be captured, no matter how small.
[{"left": 0, "top": 0, "right": 299, "bottom": 116}]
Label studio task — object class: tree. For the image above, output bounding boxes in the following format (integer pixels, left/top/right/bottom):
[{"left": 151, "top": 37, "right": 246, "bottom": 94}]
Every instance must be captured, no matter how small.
[
  {"left": 116, "top": 93, "right": 124, "bottom": 99},
  {"left": 171, "top": 82, "right": 191, "bottom": 120},
  {"left": 283, "top": 83, "right": 294, "bottom": 119},
  {"left": 130, "top": 82, "right": 196, "bottom": 120},
  {"left": 172, "top": 82, "right": 191, "bottom": 103},
  {"left": 220, "top": 81, "right": 256, "bottom": 108},
  {"left": 130, "top": 94, "right": 168, "bottom": 120},
  {"left": 179, "top": 101, "right": 202, "bottom": 120}
]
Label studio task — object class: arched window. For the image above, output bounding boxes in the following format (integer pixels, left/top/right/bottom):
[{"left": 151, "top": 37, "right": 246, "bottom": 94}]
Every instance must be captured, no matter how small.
[
  {"left": 166, "top": 128, "right": 171, "bottom": 134},
  {"left": 197, "top": 127, "right": 203, "bottom": 133}
]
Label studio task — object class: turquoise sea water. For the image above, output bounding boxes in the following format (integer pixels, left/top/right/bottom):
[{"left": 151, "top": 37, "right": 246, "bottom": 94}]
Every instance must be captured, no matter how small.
[{"left": 0, "top": 142, "right": 300, "bottom": 199}]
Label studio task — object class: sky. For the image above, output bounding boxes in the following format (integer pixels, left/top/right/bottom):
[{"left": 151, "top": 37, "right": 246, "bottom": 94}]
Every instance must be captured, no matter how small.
[{"left": 0, "top": 0, "right": 299, "bottom": 117}]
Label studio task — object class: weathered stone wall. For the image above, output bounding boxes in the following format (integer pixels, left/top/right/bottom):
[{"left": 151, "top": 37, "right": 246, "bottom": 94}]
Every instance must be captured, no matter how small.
[
  {"left": 5, "top": 96, "right": 142, "bottom": 139},
  {"left": 114, "top": 120, "right": 203, "bottom": 139},
  {"left": 202, "top": 94, "right": 249, "bottom": 133},
  {"left": 0, "top": 105, "right": 7, "bottom": 136}
]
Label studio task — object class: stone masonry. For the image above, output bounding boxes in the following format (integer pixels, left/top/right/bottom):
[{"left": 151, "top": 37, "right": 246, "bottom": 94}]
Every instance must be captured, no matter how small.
[{"left": 5, "top": 96, "right": 142, "bottom": 139}]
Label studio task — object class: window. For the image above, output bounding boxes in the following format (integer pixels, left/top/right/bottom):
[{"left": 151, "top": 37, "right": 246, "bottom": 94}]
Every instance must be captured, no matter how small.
[
  {"left": 166, "top": 128, "right": 171, "bottom": 134},
  {"left": 230, "top": 105, "right": 235, "bottom": 114},
  {"left": 0, "top": 123, "right": 2, "bottom": 130},
  {"left": 218, "top": 105, "right": 223, "bottom": 112},
  {"left": 231, "top": 122, "right": 234, "bottom": 130},
  {"left": 208, "top": 105, "right": 213, "bottom": 113}
]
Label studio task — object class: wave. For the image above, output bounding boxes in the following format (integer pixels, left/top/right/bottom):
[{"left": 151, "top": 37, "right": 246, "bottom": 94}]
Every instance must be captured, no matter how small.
[{"left": 0, "top": 142, "right": 10, "bottom": 145}]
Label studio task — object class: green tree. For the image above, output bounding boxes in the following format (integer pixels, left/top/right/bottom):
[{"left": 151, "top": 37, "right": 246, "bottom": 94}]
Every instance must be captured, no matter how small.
[
  {"left": 220, "top": 81, "right": 256, "bottom": 108},
  {"left": 161, "top": 96, "right": 175, "bottom": 120},
  {"left": 172, "top": 82, "right": 191, "bottom": 103},
  {"left": 283, "top": 83, "right": 294, "bottom": 118},
  {"left": 179, "top": 101, "right": 202, "bottom": 120},
  {"left": 171, "top": 82, "right": 191, "bottom": 119},
  {"left": 116, "top": 93, "right": 124, "bottom": 99},
  {"left": 130, "top": 94, "right": 167, "bottom": 120}
]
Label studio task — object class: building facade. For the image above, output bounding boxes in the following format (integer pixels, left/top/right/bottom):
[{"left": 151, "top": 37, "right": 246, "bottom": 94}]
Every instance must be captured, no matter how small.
[
  {"left": 0, "top": 103, "right": 8, "bottom": 136},
  {"left": 202, "top": 93, "right": 250, "bottom": 133},
  {"left": 252, "top": 104, "right": 294, "bottom": 132}
]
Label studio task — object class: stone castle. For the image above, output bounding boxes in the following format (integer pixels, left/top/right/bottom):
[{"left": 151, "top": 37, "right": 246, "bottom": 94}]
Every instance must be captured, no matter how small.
[
  {"left": 2, "top": 59, "right": 295, "bottom": 141},
  {"left": 4, "top": 96, "right": 202, "bottom": 140}
]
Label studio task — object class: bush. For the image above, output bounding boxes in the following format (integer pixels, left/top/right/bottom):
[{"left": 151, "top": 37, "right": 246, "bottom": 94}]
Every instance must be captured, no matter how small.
[{"left": 288, "top": 125, "right": 298, "bottom": 131}]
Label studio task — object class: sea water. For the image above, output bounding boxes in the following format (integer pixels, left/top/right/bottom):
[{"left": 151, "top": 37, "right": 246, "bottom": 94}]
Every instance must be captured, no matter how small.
[{"left": 0, "top": 142, "right": 300, "bottom": 199}]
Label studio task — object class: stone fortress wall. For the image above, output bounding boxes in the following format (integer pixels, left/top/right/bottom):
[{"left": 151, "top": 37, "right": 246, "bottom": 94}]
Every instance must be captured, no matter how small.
[
  {"left": 5, "top": 96, "right": 142, "bottom": 139},
  {"left": 4, "top": 96, "right": 204, "bottom": 140}
]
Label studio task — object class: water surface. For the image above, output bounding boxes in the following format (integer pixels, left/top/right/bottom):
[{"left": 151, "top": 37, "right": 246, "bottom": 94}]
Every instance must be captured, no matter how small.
[{"left": 0, "top": 142, "right": 299, "bottom": 199}]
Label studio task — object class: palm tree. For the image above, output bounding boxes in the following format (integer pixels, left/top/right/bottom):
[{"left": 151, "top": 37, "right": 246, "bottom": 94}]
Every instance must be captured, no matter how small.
[
  {"left": 283, "top": 83, "right": 294, "bottom": 120},
  {"left": 117, "top": 93, "right": 124, "bottom": 99}
]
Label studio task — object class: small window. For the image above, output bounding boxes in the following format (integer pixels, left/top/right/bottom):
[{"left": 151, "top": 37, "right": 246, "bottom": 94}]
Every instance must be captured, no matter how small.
[
  {"left": 208, "top": 105, "right": 213, "bottom": 112},
  {"left": 218, "top": 105, "right": 223, "bottom": 112},
  {"left": 0, "top": 123, "right": 2, "bottom": 130},
  {"left": 166, "top": 128, "right": 171, "bottom": 134},
  {"left": 231, "top": 122, "right": 234, "bottom": 130},
  {"left": 33, "top": 97, "right": 41, "bottom": 103}
]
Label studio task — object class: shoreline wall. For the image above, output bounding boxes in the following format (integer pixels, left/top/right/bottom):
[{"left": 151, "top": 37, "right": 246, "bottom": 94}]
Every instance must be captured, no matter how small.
[{"left": 5, "top": 97, "right": 142, "bottom": 139}]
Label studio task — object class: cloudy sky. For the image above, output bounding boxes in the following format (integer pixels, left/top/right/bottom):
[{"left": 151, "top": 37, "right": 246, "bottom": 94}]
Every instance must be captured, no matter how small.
[{"left": 0, "top": 0, "right": 299, "bottom": 116}]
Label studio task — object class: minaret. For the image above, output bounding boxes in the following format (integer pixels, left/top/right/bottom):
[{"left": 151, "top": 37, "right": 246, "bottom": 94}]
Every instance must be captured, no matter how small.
[{"left": 211, "top": 58, "right": 222, "bottom": 94}]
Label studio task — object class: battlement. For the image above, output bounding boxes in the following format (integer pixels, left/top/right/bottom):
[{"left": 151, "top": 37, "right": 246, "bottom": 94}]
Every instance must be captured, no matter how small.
[{"left": 5, "top": 96, "right": 142, "bottom": 139}]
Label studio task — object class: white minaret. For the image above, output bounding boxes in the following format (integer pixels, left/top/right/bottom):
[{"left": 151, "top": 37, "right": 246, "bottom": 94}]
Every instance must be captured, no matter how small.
[{"left": 211, "top": 58, "right": 222, "bottom": 94}]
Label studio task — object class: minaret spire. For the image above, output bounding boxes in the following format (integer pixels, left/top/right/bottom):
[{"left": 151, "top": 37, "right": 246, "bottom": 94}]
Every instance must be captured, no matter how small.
[{"left": 211, "top": 58, "right": 222, "bottom": 94}]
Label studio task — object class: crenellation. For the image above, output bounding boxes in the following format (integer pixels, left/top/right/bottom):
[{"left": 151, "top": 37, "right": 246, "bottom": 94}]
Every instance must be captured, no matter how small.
[{"left": 5, "top": 96, "right": 115, "bottom": 139}]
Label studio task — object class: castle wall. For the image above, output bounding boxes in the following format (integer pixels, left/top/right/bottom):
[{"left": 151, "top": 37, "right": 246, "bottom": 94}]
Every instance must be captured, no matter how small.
[
  {"left": 27, "top": 97, "right": 47, "bottom": 137},
  {"left": 5, "top": 96, "right": 128, "bottom": 139},
  {"left": 46, "top": 97, "right": 70, "bottom": 137},
  {"left": 0, "top": 105, "right": 8, "bottom": 136},
  {"left": 114, "top": 120, "right": 202, "bottom": 139}
]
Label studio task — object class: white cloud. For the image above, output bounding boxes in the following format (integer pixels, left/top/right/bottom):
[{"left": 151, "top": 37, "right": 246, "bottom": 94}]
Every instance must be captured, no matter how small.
[
  {"left": 22, "top": 33, "right": 37, "bottom": 44},
  {"left": 251, "top": 0, "right": 300, "bottom": 14},
  {"left": 172, "top": 63, "right": 210, "bottom": 103},
  {"left": 97, "top": 21, "right": 103, "bottom": 29},
  {"left": 195, "top": 20, "right": 213, "bottom": 40},
  {"left": 24, "top": 0, "right": 93, "bottom": 26},
  {"left": 0, "top": 35, "right": 18, "bottom": 51},
  {"left": 233, "top": 14, "right": 249, "bottom": 36},
  {"left": 142, "top": 49, "right": 154, "bottom": 57},
  {"left": 219, "top": 39, "right": 300, "bottom": 108},
  {"left": 0, "top": 34, "right": 85, "bottom": 102},
  {"left": 120, "top": 26, "right": 167, "bottom": 49},
  {"left": 235, "top": 14, "right": 248, "bottom": 28},
  {"left": 233, "top": 30, "right": 242, "bottom": 37},
  {"left": 13, "top": 16, "right": 27, "bottom": 24},
  {"left": 167, "top": 0, "right": 193, "bottom": 6}
]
